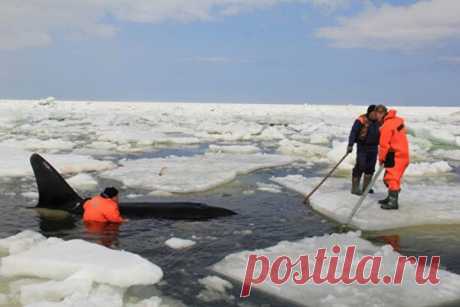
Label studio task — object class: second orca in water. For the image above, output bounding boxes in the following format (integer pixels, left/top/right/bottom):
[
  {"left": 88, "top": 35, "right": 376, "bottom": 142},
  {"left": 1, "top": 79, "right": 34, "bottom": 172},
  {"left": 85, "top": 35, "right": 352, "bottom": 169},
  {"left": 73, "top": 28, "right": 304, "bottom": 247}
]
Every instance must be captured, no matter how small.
[{"left": 30, "top": 154, "right": 236, "bottom": 220}]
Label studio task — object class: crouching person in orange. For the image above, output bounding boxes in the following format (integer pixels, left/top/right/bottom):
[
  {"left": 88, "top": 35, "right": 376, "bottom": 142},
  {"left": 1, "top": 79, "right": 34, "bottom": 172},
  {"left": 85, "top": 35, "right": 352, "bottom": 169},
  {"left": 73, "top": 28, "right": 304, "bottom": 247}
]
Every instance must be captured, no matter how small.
[
  {"left": 83, "top": 187, "right": 125, "bottom": 223},
  {"left": 375, "top": 105, "right": 410, "bottom": 210}
]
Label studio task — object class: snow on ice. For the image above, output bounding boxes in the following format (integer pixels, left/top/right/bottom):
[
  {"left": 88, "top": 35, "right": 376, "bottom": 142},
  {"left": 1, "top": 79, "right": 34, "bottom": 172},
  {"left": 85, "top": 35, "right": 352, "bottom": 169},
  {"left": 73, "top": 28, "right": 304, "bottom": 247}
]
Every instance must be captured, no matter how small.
[
  {"left": 0, "top": 231, "right": 165, "bottom": 307},
  {"left": 272, "top": 175, "right": 460, "bottom": 231},
  {"left": 102, "top": 153, "right": 296, "bottom": 193},
  {"left": 197, "top": 276, "right": 234, "bottom": 302},
  {"left": 0, "top": 146, "right": 115, "bottom": 178},
  {"left": 212, "top": 231, "right": 460, "bottom": 307},
  {"left": 164, "top": 238, "right": 196, "bottom": 250},
  {"left": 67, "top": 173, "right": 98, "bottom": 191},
  {"left": 208, "top": 144, "right": 260, "bottom": 154}
]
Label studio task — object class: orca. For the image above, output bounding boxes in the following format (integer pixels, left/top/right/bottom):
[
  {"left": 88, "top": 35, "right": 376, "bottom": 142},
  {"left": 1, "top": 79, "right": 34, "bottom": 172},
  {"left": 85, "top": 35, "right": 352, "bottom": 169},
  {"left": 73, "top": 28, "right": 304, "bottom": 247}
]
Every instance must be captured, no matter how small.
[{"left": 30, "top": 154, "right": 236, "bottom": 220}]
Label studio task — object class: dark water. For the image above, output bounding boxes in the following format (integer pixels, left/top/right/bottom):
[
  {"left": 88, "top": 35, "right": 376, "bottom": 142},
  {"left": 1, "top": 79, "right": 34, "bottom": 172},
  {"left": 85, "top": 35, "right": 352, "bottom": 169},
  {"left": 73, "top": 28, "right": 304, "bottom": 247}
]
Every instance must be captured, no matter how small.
[{"left": 1, "top": 156, "right": 460, "bottom": 306}]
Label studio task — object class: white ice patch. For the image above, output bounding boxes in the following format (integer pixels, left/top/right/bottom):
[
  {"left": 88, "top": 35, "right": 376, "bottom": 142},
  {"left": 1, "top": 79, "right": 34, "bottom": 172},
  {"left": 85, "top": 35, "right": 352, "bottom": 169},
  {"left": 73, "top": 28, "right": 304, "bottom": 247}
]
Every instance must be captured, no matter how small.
[
  {"left": 0, "top": 230, "right": 46, "bottom": 255},
  {"left": 0, "top": 138, "right": 75, "bottom": 152},
  {"left": 327, "top": 141, "right": 356, "bottom": 171},
  {"left": 165, "top": 238, "right": 196, "bottom": 250},
  {"left": 102, "top": 153, "right": 295, "bottom": 193},
  {"left": 127, "top": 296, "right": 163, "bottom": 307},
  {"left": 272, "top": 175, "right": 460, "bottom": 231},
  {"left": 98, "top": 130, "right": 199, "bottom": 147},
  {"left": 432, "top": 149, "right": 460, "bottom": 161},
  {"left": 0, "top": 146, "right": 116, "bottom": 177},
  {"left": 21, "top": 192, "right": 39, "bottom": 199},
  {"left": 278, "top": 139, "right": 329, "bottom": 158},
  {"left": 208, "top": 144, "right": 260, "bottom": 154},
  {"left": 256, "top": 182, "right": 282, "bottom": 193},
  {"left": 406, "top": 161, "right": 452, "bottom": 176},
  {"left": 212, "top": 231, "right": 460, "bottom": 307},
  {"left": 309, "top": 133, "right": 330, "bottom": 145},
  {"left": 197, "top": 276, "right": 234, "bottom": 302},
  {"left": 67, "top": 173, "right": 98, "bottom": 190},
  {"left": 196, "top": 121, "right": 264, "bottom": 141},
  {"left": 0, "top": 231, "right": 163, "bottom": 288},
  {"left": 411, "top": 124, "right": 458, "bottom": 146}
]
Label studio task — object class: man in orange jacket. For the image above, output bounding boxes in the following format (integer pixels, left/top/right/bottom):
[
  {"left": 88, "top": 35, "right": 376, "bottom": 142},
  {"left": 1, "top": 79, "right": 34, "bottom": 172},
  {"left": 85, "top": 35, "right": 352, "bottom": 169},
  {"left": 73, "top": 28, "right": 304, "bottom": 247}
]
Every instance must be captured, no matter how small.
[
  {"left": 83, "top": 187, "right": 125, "bottom": 223},
  {"left": 375, "top": 105, "right": 410, "bottom": 210}
]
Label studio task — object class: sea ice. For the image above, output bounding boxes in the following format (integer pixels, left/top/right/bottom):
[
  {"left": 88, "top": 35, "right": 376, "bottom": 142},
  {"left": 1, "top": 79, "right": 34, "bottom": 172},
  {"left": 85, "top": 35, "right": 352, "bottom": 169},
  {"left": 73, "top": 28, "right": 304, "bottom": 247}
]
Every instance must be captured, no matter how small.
[
  {"left": 208, "top": 144, "right": 260, "bottom": 154},
  {"left": 67, "top": 173, "right": 98, "bottom": 190},
  {"left": 432, "top": 149, "right": 460, "bottom": 161},
  {"left": 0, "top": 146, "right": 116, "bottom": 178},
  {"left": 272, "top": 175, "right": 460, "bottom": 231},
  {"left": 102, "top": 153, "right": 295, "bottom": 193},
  {"left": 0, "top": 230, "right": 46, "bottom": 255},
  {"left": 212, "top": 231, "right": 460, "bottom": 307},
  {"left": 406, "top": 161, "right": 452, "bottom": 177},
  {"left": 256, "top": 183, "right": 282, "bottom": 193},
  {"left": 1, "top": 231, "right": 163, "bottom": 288},
  {"left": 197, "top": 275, "right": 234, "bottom": 302},
  {"left": 326, "top": 141, "right": 356, "bottom": 171},
  {"left": 0, "top": 138, "right": 75, "bottom": 152},
  {"left": 165, "top": 238, "right": 196, "bottom": 250},
  {"left": 278, "top": 139, "right": 329, "bottom": 158}
]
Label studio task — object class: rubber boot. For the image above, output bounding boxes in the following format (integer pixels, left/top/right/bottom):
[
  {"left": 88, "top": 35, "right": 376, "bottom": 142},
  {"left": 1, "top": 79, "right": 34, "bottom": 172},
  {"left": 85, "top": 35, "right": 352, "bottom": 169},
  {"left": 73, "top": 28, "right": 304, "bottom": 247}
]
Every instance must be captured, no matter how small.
[
  {"left": 381, "top": 191, "right": 399, "bottom": 210},
  {"left": 351, "top": 176, "right": 362, "bottom": 195},
  {"left": 363, "top": 174, "right": 374, "bottom": 194},
  {"left": 378, "top": 191, "right": 390, "bottom": 205}
]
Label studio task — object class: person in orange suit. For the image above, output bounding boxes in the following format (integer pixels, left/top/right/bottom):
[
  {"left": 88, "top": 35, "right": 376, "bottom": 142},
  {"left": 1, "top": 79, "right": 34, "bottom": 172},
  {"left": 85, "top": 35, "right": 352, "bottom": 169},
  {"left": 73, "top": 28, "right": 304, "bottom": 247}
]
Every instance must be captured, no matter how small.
[
  {"left": 83, "top": 187, "right": 125, "bottom": 223},
  {"left": 375, "top": 105, "right": 410, "bottom": 210}
]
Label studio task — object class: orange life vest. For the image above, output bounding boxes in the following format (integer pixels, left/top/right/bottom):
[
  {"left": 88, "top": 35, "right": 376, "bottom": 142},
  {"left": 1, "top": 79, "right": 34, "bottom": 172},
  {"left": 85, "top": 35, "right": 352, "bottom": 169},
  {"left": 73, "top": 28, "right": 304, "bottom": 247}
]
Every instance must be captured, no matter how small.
[
  {"left": 83, "top": 195, "right": 123, "bottom": 223},
  {"left": 357, "top": 114, "right": 370, "bottom": 142},
  {"left": 379, "top": 109, "right": 410, "bottom": 162}
]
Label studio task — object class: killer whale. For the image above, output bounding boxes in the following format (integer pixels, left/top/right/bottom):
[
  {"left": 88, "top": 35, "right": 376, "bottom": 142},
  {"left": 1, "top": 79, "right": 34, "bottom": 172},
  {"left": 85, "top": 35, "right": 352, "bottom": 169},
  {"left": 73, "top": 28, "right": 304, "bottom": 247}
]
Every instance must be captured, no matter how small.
[{"left": 30, "top": 154, "right": 236, "bottom": 220}]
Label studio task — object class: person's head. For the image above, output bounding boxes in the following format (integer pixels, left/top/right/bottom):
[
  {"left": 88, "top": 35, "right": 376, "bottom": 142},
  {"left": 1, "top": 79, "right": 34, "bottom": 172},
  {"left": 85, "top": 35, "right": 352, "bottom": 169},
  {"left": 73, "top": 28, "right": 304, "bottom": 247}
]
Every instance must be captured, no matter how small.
[
  {"left": 101, "top": 187, "right": 119, "bottom": 203},
  {"left": 366, "top": 105, "right": 377, "bottom": 121},
  {"left": 374, "top": 104, "right": 388, "bottom": 122}
]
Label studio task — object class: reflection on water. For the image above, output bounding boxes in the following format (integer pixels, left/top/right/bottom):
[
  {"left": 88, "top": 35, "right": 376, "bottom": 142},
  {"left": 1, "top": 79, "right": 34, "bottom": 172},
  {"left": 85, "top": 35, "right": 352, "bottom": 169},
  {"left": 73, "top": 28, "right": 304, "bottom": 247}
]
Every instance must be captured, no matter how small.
[{"left": 83, "top": 222, "right": 121, "bottom": 248}]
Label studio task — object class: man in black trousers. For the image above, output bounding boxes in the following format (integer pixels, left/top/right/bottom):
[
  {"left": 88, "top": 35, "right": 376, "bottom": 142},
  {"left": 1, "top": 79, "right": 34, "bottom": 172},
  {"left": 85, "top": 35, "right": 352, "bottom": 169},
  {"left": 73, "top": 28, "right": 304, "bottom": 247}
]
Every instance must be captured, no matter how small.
[{"left": 347, "top": 105, "right": 381, "bottom": 195}]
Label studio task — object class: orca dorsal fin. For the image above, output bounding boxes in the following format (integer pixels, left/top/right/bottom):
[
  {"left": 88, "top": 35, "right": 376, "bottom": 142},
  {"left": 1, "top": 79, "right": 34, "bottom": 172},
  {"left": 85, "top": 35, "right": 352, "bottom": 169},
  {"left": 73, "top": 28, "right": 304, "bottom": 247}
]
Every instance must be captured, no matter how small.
[{"left": 30, "top": 153, "right": 83, "bottom": 210}]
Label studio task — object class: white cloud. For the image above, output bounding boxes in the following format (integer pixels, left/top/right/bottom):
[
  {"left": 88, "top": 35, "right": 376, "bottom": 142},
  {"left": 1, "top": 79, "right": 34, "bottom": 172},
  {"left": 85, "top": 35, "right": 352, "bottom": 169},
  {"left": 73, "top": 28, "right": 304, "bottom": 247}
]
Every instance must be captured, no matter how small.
[
  {"left": 316, "top": 0, "right": 460, "bottom": 50},
  {"left": 0, "top": 0, "right": 312, "bottom": 50}
]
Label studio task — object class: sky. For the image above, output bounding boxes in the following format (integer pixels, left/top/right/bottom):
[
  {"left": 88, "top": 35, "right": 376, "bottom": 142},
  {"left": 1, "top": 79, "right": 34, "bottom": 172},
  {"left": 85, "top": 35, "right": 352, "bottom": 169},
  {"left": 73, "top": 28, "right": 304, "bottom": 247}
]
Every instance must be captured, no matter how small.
[{"left": 1, "top": 0, "right": 460, "bottom": 106}]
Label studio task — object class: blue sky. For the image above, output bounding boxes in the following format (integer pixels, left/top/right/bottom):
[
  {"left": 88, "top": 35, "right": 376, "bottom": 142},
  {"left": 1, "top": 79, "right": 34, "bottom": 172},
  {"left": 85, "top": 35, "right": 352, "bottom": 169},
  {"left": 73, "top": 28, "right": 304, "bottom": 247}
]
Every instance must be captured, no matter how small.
[{"left": 1, "top": 0, "right": 459, "bottom": 106}]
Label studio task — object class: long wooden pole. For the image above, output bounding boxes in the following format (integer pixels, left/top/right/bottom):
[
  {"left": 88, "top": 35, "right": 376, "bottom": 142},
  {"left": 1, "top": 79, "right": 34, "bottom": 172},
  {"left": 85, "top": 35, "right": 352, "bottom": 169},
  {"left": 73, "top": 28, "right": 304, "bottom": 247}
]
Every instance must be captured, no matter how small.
[
  {"left": 344, "top": 164, "right": 385, "bottom": 227},
  {"left": 303, "top": 152, "right": 349, "bottom": 205}
]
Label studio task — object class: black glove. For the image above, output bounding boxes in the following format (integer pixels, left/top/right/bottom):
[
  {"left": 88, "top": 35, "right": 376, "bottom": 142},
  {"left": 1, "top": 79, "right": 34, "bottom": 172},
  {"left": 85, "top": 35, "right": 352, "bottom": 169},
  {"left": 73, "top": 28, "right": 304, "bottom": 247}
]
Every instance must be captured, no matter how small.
[
  {"left": 384, "top": 151, "right": 395, "bottom": 168},
  {"left": 346, "top": 145, "right": 353, "bottom": 154}
]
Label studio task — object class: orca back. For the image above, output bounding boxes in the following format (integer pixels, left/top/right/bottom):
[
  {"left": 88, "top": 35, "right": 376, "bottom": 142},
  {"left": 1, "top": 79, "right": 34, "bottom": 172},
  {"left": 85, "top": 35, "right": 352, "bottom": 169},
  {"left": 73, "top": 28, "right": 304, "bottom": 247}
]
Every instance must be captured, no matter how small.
[{"left": 30, "top": 153, "right": 83, "bottom": 210}]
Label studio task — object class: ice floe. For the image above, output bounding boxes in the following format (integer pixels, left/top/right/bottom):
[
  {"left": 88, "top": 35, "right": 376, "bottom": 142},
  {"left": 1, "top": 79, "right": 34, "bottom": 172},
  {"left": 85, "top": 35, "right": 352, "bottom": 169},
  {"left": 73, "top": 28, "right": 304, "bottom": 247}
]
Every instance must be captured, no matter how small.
[
  {"left": 406, "top": 161, "right": 452, "bottom": 177},
  {"left": 0, "top": 231, "right": 163, "bottom": 288},
  {"left": 432, "top": 149, "right": 460, "bottom": 161},
  {"left": 278, "top": 139, "right": 329, "bottom": 159},
  {"left": 0, "top": 230, "right": 46, "bottom": 255},
  {"left": 67, "top": 173, "right": 98, "bottom": 191},
  {"left": 102, "top": 153, "right": 296, "bottom": 193},
  {"left": 197, "top": 275, "right": 234, "bottom": 302},
  {"left": 272, "top": 175, "right": 460, "bottom": 231},
  {"left": 0, "top": 231, "right": 166, "bottom": 307},
  {"left": 165, "top": 238, "right": 196, "bottom": 250},
  {"left": 0, "top": 146, "right": 116, "bottom": 178},
  {"left": 0, "top": 138, "right": 75, "bottom": 152},
  {"left": 208, "top": 144, "right": 260, "bottom": 154},
  {"left": 256, "top": 182, "right": 282, "bottom": 193},
  {"left": 212, "top": 231, "right": 460, "bottom": 307}
]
